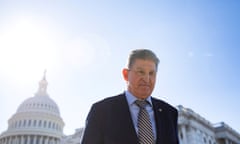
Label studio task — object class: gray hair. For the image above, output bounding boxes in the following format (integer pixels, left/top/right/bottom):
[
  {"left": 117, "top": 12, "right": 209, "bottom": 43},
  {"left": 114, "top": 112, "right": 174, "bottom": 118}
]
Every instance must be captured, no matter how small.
[{"left": 127, "top": 49, "right": 160, "bottom": 69}]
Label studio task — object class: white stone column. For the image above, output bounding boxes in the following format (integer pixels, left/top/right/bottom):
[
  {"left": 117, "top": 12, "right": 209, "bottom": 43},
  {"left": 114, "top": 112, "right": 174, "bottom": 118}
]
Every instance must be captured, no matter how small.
[
  {"left": 48, "top": 138, "right": 51, "bottom": 144},
  {"left": 13, "top": 136, "right": 17, "bottom": 144},
  {"left": 11, "top": 136, "right": 14, "bottom": 144},
  {"left": 49, "top": 137, "right": 53, "bottom": 144},
  {"left": 9, "top": 137, "right": 12, "bottom": 144},
  {"left": 52, "top": 138, "right": 54, "bottom": 144},
  {"left": 48, "top": 138, "right": 52, "bottom": 144},
  {"left": 7, "top": 137, "right": 10, "bottom": 144},
  {"left": 39, "top": 136, "right": 43, "bottom": 144},
  {"left": 43, "top": 136, "right": 45, "bottom": 144},
  {"left": 12, "top": 137, "right": 14, "bottom": 144},
  {"left": 20, "top": 135, "right": 24, "bottom": 144},
  {"left": 20, "top": 136, "right": 24, "bottom": 144},
  {"left": 14, "top": 136, "right": 17, "bottom": 144},
  {"left": 13, "top": 136, "right": 16, "bottom": 144},
  {"left": 8, "top": 137, "right": 12, "bottom": 144},
  {"left": 52, "top": 138, "right": 56, "bottom": 144},
  {"left": 225, "top": 139, "right": 229, "bottom": 144},
  {"left": 27, "top": 136, "right": 31, "bottom": 144},
  {"left": 16, "top": 136, "right": 19, "bottom": 144},
  {"left": 4, "top": 138, "right": 6, "bottom": 144},
  {"left": 33, "top": 135, "right": 37, "bottom": 144},
  {"left": 187, "top": 126, "right": 195, "bottom": 144},
  {"left": 44, "top": 137, "right": 49, "bottom": 144},
  {"left": 181, "top": 125, "right": 187, "bottom": 144}
]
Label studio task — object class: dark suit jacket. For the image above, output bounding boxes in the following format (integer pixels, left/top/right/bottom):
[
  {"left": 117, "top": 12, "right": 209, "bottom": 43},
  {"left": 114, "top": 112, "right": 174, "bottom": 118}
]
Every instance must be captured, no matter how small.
[{"left": 80, "top": 93, "right": 179, "bottom": 144}]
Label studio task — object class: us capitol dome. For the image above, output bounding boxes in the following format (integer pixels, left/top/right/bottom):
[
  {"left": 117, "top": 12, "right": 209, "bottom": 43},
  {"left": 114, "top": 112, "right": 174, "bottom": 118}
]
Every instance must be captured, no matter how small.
[{"left": 0, "top": 73, "right": 64, "bottom": 144}]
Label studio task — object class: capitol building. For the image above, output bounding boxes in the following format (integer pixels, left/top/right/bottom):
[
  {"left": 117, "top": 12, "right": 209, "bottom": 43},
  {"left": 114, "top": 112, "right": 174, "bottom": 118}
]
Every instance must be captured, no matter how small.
[{"left": 0, "top": 75, "right": 239, "bottom": 144}]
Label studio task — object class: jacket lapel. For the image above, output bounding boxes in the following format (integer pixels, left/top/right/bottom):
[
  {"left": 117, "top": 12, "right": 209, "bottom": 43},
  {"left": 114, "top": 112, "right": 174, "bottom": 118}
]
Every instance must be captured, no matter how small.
[
  {"left": 115, "top": 94, "right": 139, "bottom": 144},
  {"left": 152, "top": 98, "right": 165, "bottom": 144}
]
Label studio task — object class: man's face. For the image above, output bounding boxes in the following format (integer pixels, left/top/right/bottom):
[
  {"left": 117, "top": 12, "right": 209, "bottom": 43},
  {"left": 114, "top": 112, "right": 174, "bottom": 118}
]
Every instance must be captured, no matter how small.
[{"left": 122, "top": 59, "right": 157, "bottom": 99}]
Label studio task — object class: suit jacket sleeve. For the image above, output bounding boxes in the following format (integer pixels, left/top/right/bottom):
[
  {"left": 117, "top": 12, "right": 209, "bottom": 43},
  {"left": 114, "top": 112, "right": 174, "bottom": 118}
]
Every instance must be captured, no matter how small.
[
  {"left": 166, "top": 105, "right": 179, "bottom": 144},
  {"left": 80, "top": 103, "right": 104, "bottom": 144},
  {"left": 173, "top": 108, "right": 179, "bottom": 144}
]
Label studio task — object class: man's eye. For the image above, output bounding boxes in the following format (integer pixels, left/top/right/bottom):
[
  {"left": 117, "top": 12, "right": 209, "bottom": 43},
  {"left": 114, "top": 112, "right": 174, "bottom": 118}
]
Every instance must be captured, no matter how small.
[
  {"left": 149, "top": 72, "right": 155, "bottom": 76},
  {"left": 137, "top": 71, "right": 144, "bottom": 75}
]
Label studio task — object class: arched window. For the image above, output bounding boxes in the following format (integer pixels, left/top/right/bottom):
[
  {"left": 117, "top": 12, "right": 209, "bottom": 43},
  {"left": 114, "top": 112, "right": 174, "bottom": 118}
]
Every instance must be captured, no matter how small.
[
  {"left": 34, "top": 120, "right": 37, "bottom": 127},
  {"left": 48, "top": 121, "right": 51, "bottom": 128},
  {"left": 203, "top": 137, "right": 206, "bottom": 143},
  {"left": 52, "top": 123, "right": 55, "bottom": 129},
  {"left": 44, "top": 121, "right": 47, "bottom": 128},
  {"left": 18, "top": 120, "right": 22, "bottom": 127},
  {"left": 38, "top": 120, "right": 42, "bottom": 127},
  {"left": 23, "top": 120, "right": 26, "bottom": 127},
  {"left": 28, "top": 120, "right": 32, "bottom": 126}
]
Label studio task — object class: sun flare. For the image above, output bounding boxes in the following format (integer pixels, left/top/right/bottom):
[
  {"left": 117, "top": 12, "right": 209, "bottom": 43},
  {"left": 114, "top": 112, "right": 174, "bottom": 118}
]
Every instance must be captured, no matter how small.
[{"left": 0, "top": 17, "right": 57, "bottom": 84}]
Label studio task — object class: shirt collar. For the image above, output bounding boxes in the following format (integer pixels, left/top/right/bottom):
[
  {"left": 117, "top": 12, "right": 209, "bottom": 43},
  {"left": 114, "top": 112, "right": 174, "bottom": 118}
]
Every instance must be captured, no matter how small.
[{"left": 125, "top": 90, "right": 153, "bottom": 106}]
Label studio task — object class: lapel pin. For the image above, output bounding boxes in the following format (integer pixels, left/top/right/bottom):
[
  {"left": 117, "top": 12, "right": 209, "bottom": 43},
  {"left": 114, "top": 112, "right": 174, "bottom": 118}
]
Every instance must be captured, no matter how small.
[{"left": 158, "top": 108, "right": 162, "bottom": 112}]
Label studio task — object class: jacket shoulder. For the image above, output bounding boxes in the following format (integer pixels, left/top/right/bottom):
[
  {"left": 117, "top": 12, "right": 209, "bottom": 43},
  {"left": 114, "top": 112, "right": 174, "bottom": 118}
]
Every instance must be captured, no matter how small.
[
  {"left": 92, "top": 93, "right": 125, "bottom": 107},
  {"left": 152, "top": 97, "right": 178, "bottom": 114}
]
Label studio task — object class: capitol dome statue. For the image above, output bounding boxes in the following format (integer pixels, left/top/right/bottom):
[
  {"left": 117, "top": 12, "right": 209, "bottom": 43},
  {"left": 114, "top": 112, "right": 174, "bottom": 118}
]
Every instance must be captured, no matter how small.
[{"left": 0, "top": 72, "right": 65, "bottom": 144}]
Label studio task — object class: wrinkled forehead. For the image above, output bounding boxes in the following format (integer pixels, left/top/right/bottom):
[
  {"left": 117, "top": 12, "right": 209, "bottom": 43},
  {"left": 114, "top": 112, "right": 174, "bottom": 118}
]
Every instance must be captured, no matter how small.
[
  {"left": 129, "top": 57, "right": 158, "bottom": 69},
  {"left": 131, "top": 59, "right": 157, "bottom": 71}
]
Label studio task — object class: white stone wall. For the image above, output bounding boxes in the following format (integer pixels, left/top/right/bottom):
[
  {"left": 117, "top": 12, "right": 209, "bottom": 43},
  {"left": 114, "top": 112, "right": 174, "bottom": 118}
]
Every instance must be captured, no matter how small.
[{"left": 177, "top": 105, "right": 240, "bottom": 144}]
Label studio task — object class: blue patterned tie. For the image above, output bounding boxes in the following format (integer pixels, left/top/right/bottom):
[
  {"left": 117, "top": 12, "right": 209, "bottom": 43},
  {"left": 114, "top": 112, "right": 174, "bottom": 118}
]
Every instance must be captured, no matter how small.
[{"left": 135, "top": 100, "right": 154, "bottom": 144}]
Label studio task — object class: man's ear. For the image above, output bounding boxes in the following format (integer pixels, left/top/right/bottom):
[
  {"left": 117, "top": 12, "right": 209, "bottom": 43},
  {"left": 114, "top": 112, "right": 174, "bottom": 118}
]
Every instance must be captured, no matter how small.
[{"left": 122, "top": 68, "right": 129, "bottom": 81}]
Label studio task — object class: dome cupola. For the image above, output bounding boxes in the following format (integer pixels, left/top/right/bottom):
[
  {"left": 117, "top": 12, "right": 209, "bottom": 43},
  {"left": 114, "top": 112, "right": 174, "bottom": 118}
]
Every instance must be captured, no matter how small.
[{"left": 16, "top": 71, "right": 60, "bottom": 116}]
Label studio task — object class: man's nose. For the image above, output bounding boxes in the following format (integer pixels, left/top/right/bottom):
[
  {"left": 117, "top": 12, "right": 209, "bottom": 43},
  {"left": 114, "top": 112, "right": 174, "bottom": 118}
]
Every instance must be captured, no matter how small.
[{"left": 142, "top": 74, "right": 150, "bottom": 82}]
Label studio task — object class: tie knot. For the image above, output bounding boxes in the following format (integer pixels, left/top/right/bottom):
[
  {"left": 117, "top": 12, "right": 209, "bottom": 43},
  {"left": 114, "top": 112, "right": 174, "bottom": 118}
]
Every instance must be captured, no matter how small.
[{"left": 135, "top": 100, "right": 148, "bottom": 108}]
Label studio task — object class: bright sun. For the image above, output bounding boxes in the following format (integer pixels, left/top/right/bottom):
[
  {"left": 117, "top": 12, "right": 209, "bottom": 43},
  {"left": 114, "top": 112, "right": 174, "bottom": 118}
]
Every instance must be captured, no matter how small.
[{"left": 0, "top": 16, "right": 57, "bottom": 84}]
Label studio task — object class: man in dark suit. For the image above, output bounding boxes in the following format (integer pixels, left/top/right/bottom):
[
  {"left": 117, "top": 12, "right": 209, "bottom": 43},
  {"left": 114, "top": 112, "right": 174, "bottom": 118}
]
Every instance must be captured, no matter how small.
[{"left": 80, "top": 49, "right": 179, "bottom": 144}]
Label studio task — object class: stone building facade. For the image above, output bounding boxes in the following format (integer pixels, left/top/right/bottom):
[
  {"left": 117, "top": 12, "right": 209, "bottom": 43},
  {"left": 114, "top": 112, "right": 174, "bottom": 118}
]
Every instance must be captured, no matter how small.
[{"left": 177, "top": 105, "right": 240, "bottom": 144}]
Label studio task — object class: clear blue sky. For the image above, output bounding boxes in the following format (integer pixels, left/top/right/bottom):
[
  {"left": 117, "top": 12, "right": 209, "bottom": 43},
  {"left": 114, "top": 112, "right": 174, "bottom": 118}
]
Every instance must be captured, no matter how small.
[{"left": 0, "top": 0, "right": 239, "bottom": 135}]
